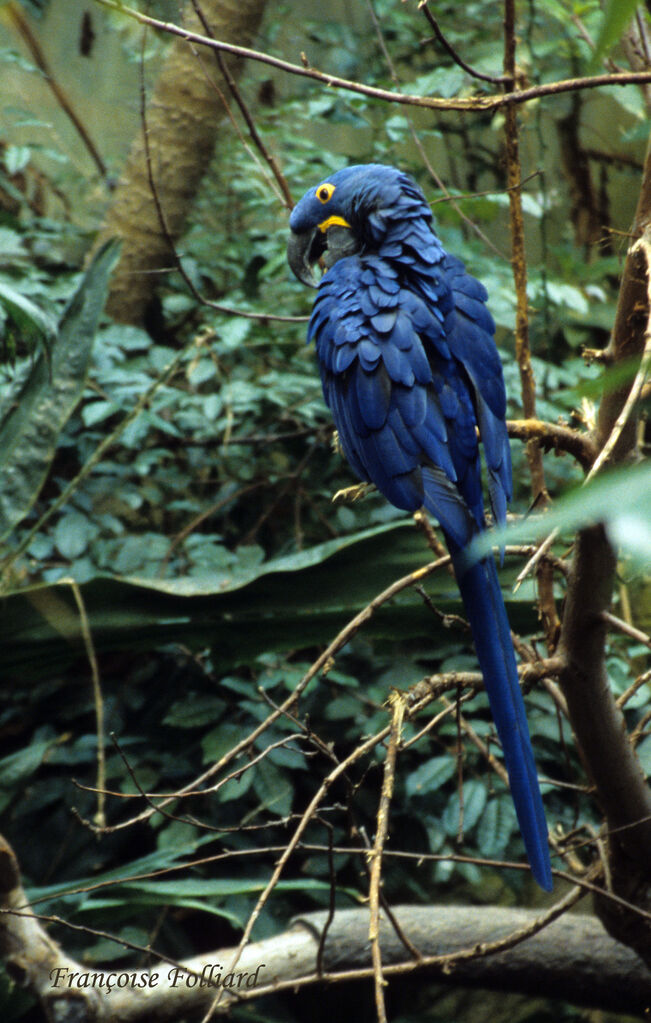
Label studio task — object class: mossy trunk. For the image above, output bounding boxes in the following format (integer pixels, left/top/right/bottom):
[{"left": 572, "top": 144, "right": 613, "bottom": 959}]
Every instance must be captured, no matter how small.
[{"left": 97, "top": 0, "right": 267, "bottom": 326}]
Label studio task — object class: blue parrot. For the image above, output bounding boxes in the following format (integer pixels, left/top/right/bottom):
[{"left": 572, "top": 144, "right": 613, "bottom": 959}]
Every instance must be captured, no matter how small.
[{"left": 287, "top": 163, "right": 552, "bottom": 891}]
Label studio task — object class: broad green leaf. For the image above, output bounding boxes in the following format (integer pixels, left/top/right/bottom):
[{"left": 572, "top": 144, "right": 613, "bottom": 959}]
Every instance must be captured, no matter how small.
[
  {"left": 24, "top": 837, "right": 217, "bottom": 907},
  {"left": 0, "top": 733, "right": 57, "bottom": 813},
  {"left": 405, "top": 755, "right": 457, "bottom": 798},
  {"left": 0, "top": 734, "right": 55, "bottom": 789},
  {"left": 0, "top": 239, "right": 120, "bottom": 541},
  {"left": 52, "top": 510, "right": 96, "bottom": 560},
  {"left": 442, "top": 779, "right": 488, "bottom": 837},
  {"left": 253, "top": 761, "right": 293, "bottom": 816},
  {"left": 3, "top": 145, "right": 31, "bottom": 175},
  {"left": 476, "top": 794, "right": 516, "bottom": 857},
  {"left": 163, "top": 694, "right": 226, "bottom": 728},
  {"left": 0, "top": 227, "right": 29, "bottom": 261},
  {"left": 80, "top": 876, "right": 346, "bottom": 925},
  {"left": 0, "top": 279, "right": 57, "bottom": 346},
  {"left": 201, "top": 722, "right": 247, "bottom": 765},
  {"left": 1, "top": 520, "right": 538, "bottom": 681},
  {"left": 590, "top": 0, "right": 639, "bottom": 70},
  {"left": 216, "top": 769, "right": 254, "bottom": 803},
  {"left": 472, "top": 462, "right": 651, "bottom": 565},
  {"left": 114, "top": 877, "right": 332, "bottom": 898}
]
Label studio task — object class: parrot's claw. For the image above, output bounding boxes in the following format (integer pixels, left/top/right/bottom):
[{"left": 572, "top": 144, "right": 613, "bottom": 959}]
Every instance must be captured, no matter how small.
[{"left": 332, "top": 482, "right": 375, "bottom": 504}]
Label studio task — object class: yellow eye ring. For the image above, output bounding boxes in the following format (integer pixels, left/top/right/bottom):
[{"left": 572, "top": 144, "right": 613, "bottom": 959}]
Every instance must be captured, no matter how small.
[{"left": 316, "top": 182, "right": 336, "bottom": 204}]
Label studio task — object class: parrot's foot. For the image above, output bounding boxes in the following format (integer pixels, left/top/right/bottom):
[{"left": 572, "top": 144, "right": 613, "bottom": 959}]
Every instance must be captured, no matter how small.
[{"left": 332, "top": 482, "right": 375, "bottom": 504}]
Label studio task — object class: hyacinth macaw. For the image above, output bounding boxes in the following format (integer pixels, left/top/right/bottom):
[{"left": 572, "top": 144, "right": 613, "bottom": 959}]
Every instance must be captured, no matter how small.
[{"left": 287, "top": 163, "right": 552, "bottom": 890}]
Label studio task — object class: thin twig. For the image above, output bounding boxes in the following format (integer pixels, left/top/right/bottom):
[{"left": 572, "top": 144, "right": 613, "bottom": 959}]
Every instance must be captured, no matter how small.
[
  {"left": 513, "top": 528, "right": 559, "bottom": 593},
  {"left": 315, "top": 820, "right": 337, "bottom": 976},
  {"left": 502, "top": 0, "right": 557, "bottom": 642},
  {"left": 84, "top": 553, "right": 450, "bottom": 836},
  {"left": 418, "top": 1, "right": 508, "bottom": 84},
  {"left": 515, "top": 235, "right": 651, "bottom": 592},
  {"left": 366, "top": 0, "right": 504, "bottom": 259},
  {"left": 198, "top": 723, "right": 400, "bottom": 1020},
  {"left": 368, "top": 692, "right": 407, "bottom": 1023},
  {"left": 602, "top": 610, "right": 651, "bottom": 653},
  {"left": 616, "top": 668, "right": 651, "bottom": 710},
  {"left": 586, "top": 247, "right": 651, "bottom": 479},
  {"left": 189, "top": 0, "right": 293, "bottom": 209},
  {"left": 137, "top": 34, "right": 299, "bottom": 325},
  {"left": 70, "top": 580, "right": 105, "bottom": 829},
  {"left": 9, "top": 3, "right": 107, "bottom": 178}
]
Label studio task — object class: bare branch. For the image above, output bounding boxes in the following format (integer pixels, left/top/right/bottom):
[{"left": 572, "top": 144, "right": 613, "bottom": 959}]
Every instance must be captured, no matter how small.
[
  {"left": 507, "top": 418, "right": 598, "bottom": 471},
  {"left": 368, "top": 693, "right": 409, "bottom": 1023},
  {"left": 502, "top": 0, "right": 558, "bottom": 648},
  {"left": 418, "top": 1, "right": 508, "bottom": 84},
  {"left": 189, "top": 0, "right": 293, "bottom": 207},
  {"left": 9, "top": 4, "right": 107, "bottom": 179},
  {"left": 93, "top": 0, "right": 651, "bottom": 114},
  {"left": 556, "top": 141, "right": 651, "bottom": 957},
  {"left": 4, "top": 827, "right": 651, "bottom": 1021}
]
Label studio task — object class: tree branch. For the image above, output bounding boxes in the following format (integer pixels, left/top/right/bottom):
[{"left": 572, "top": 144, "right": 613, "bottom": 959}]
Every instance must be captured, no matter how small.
[
  {"left": 418, "top": 1, "right": 508, "bottom": 84},
  {"left": 8, "top": 2, "right": 107, "bottom": 179},
  {"left": 558, "top": 135, "right": 651, "bottom": 965},
  {"left": 502, "top": 0, "right": 558, "bottom": 649},
  {"left": 2, "top": 830, "right": 650, "bottom": 1022},
  {"left": 507, "top": 418, "right": 597, "bottom": 470},
  {"left": 92, "top": 0, "right": 651, "bottom": 114}
]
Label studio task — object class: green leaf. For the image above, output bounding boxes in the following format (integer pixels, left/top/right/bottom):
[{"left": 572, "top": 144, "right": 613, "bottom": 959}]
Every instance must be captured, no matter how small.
[
  {"left": 476, "top": 794, "right": 516, "bottom": 857},
  {"left": 0, "top": 735, "right": 55, "bottom": 789},
  {"left": 442, "top": 780, "right": 487, "bottom": 837},
  {"left": 53, "top": 510, "right": 96, "bottom": 560},
  {"left": 81, "top": 400, "right": 119, "bottom": 427},
  {"left": 472, "top": 462, "right": 651, "bottom": 565},
  {"left": 201, "top": 722, "right": 246, "bottom": 764},
  {"left": 4, "top": 145, "right": 31, "bottom": 175},
  {"left": 1, "top": 520, "right": 538, "bottom": 681},
  {"left": 405, "top": 756, "right": 456, "bottom": 798},
  {"left": 163, "top": 694, "right": 225, "bottom": 728},
  {"left": 0, "top": 227, "right": 29, "bottom": 261},
  {"left": 253, "top": 760, "right": 293, "bottom": 816},
  {"left": 590, "top": 0, "right": 639, "bottom": 71},
  {"left": 0, "top": 239, "right": 120, "bottom": 541},
  {"left": 0, "top": 279, "right": 57, "bottom": 347},
  {"left": 0, "top": 733, "right": 56, "bottom": 812}
]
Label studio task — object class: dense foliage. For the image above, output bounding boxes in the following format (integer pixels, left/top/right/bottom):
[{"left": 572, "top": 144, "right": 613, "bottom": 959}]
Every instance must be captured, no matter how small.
[{"left": 0, "top": 1, "right": 650, "bottom": 1021}]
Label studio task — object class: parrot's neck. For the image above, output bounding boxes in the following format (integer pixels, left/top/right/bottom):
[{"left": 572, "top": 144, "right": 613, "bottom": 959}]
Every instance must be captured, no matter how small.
[{"left": 373, "top": 211, "right": 446, "bottom": 277}]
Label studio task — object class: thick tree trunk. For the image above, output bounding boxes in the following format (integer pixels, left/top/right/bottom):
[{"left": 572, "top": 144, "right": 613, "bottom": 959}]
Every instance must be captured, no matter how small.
[
  {"left": 558, "top": 135, "right": 651, "bottom": 965},
  {"left": 95, "top": 0, "right": 267, "bottom": 327}
]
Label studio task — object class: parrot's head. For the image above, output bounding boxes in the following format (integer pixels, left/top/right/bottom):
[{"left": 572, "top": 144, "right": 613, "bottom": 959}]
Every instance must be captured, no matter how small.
[{"left": 287, "top": 163, "right": 430, "bottom": 287}]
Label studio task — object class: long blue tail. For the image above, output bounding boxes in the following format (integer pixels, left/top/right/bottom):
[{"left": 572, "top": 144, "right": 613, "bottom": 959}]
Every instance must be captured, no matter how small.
[{"left": 452, "top": 551, "right": 553, "bottom": 890}]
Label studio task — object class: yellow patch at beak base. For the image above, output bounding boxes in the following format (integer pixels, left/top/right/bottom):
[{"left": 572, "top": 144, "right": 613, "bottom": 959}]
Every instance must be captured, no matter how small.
[{"left": 318, "top": 215, "right": 351, "bottom": 233}]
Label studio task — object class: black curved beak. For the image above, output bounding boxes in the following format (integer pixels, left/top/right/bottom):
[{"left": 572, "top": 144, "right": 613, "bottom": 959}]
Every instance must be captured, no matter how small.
[
  {"left": 288, "top": 223, "right": 359, "bottom": 289},
  {"left": 287, "top": 226, "right": 324, "bottom": 289}
]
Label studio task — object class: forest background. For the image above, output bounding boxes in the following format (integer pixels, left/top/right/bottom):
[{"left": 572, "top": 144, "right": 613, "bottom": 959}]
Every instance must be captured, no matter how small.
[{"left": 0, "top": 1, "right": 650, "bottom": 1021}]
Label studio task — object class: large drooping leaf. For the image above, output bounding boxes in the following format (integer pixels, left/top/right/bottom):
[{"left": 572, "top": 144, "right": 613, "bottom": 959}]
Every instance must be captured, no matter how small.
[
  {"left": 0, "top": 520, "right": 537, "bottom": 680},
  {"left": 0, "top": 240, "right": 120, "bottom": 542}
]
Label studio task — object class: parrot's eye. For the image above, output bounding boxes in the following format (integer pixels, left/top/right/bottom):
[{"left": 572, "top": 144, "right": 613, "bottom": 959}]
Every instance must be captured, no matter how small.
[{"left": 316, "top": 183, "right": 335, "bottom": 204}]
